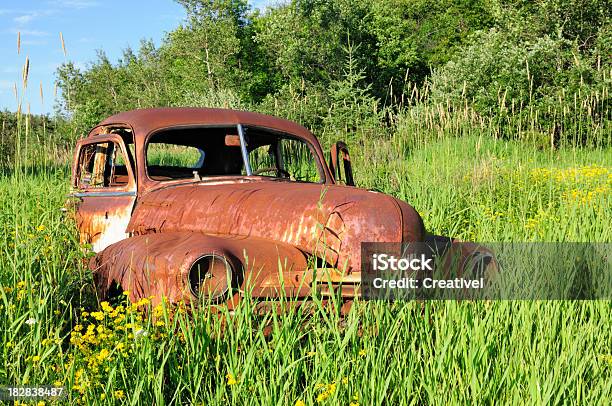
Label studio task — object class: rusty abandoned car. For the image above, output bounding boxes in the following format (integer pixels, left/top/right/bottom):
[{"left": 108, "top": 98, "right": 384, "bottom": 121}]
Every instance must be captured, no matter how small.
[{"left": 69, "top": 108, "right": 493, "bottom": 305}]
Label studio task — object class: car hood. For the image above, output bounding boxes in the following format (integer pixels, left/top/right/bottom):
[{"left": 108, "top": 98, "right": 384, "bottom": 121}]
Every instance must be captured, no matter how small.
[{"left": 128, "top": 180, "right": 424, "bottom": 272}]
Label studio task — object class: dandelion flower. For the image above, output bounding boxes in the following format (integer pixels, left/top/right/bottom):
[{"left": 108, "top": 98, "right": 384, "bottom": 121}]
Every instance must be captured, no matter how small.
[
  {"left": 113, "top": 390, "right": 124, "bottom": 399},
  {"left": 295, "top": 401, "right": 306, "bottom": 406}
]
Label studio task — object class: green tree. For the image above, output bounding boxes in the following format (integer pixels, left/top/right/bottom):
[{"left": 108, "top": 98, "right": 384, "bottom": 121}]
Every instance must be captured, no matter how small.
[{"left": 324, "top": 39, "right": 383, "bottom": 134}]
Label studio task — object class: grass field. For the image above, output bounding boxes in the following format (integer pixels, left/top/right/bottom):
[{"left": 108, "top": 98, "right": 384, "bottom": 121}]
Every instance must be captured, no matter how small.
[{"left": 1, "top": 126, "right": 611, "bottom": 404}]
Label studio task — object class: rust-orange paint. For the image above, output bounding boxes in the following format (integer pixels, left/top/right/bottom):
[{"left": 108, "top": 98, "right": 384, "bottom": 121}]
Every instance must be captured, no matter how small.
[{"left": 70, "top": 108, "right": 487, "bottom": 304}]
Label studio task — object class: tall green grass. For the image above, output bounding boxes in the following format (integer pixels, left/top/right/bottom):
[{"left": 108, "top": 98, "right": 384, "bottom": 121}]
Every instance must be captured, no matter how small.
[
  {"left": 1, "top": 130, "right": 610, "bottom": 404},
  {"left": 1, "top": 38, "right": 611, "bottom": 404}
]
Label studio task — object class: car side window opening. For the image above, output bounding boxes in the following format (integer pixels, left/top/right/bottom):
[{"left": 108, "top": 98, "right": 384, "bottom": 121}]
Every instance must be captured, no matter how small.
[
  {"left": 145, "top": 126, "right": 323, "bottom": 183},
  {"left": 76, "top": 142, "right": 130, "bottom": 189}
]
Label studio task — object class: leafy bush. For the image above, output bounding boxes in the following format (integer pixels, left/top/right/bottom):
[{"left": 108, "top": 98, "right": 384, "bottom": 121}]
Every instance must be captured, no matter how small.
[{"left": 428, "top": 27, "right": 611, "bottom": 144}]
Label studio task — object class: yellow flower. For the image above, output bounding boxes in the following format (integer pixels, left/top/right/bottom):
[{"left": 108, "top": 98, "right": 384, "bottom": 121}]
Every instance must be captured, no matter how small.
[
  {"left": 226, "top": 373, "right": 237, "bottom": 385},
  {"left": 31, "top": 355, "right": 41, "bottom": 362},
  {"left": 113, "top": 390, "right": 124, "bottom": 399},
  {"left": 97, "top": 348, "right": 110, "bottom": 362},
  {"left": 307, "top": 351, "right": 316, "bottom": 357},
  {"left": 101, "top": 301, "right": 113, "bottom": 313},
  {"left": 53, "top": 381, "right": 62, "bottom": 387},
  {"left": 358, "top": 349, "right": 366, "bottom": 357},
  {"left": 17, "top": 281, "right": 26, "bottom": 289},
  {"left": 90, "top": 311, "right": 104, "bottom": 321},
  {"left": 36, "top": 225, "right": 46, "bottom": 232},
  {"left": 135, "top": 297, "right": 150, "bottom": 307},
  {"left": 295, "top": 401, "right": 306, "bottom": 406},
  {"left": 316, "top": 383, "right": 336, "bottom": 403}
]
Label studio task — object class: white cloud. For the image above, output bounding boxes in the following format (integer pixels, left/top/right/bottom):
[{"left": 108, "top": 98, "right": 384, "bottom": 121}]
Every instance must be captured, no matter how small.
[
  {"left": 14, "top": 29, "right": 50, "bottom": 37},
  {"left": 0, "top": 80, "right": 15, "bottom": 90},
  {"left": 53, "top": 0, "right": 99, "bottom": 8},
  {"left": 11, "top": 8, "right": 57, "bottom": 26},
  {"left": 14, "top": 14, "right": 36, "bottom": 24}
]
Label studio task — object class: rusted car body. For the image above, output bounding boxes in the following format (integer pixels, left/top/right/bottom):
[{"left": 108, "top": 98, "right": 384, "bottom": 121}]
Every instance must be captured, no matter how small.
[{"left": 70, "top": 108, "right": 489, "bottom": 305}]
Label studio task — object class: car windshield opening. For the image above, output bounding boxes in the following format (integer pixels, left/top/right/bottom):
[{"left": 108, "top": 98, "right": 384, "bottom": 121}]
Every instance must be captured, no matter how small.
[{"left": 146, "top": 125, "right": 322, "bottom": 183}]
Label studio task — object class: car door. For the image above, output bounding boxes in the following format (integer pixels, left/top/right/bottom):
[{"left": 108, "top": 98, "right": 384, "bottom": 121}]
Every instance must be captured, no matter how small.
[{"left": 69, "top": 134, "right": 137, "bottom": 252}]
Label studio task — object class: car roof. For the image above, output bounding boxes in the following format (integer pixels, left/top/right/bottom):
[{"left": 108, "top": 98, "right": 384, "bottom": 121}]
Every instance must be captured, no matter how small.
[{"left": 91, "top": 107, "right": 319, "bottom": 145}]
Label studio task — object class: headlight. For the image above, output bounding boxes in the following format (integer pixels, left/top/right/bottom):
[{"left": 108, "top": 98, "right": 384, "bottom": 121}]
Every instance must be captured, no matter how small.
[{"left": 188, "top": 254, "right": 234, "bottom": 301}]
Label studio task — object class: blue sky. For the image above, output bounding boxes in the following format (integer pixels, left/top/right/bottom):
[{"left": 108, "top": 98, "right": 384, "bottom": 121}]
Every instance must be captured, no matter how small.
[{"left": 0, "top": 0, "right": 274, "bottom": 115}]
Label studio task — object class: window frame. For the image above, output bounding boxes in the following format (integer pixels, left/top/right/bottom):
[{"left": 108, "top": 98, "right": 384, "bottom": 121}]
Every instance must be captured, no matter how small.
[{"left": 73, "top": 135, "right": 136, "bottom": 193}]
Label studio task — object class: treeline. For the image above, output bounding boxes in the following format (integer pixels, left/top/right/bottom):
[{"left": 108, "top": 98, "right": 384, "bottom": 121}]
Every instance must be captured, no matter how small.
[
  {"left": 56, "top": 0, "right": 610, "bottom": 146},
  {"left": 1, "top": 110, "right": 70, "bottom": 170}
]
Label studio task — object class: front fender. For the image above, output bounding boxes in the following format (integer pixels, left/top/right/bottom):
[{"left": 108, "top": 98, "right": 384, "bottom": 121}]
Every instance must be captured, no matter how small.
[{"left": 90, "top": 231, "right": 309, "bottom": 303}]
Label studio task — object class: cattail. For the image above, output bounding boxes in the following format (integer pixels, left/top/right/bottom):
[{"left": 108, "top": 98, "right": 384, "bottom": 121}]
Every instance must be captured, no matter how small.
[
  {"left": 22, "top": 56, "right": 29, "bottom": 90},
  {"left": 40, "top": 82, "right": 44, "bottom": 107},
  {"left": 60, "top": 32, "right": 67, "bottom": 57},
  {"left": 17, "top": 32, "right": 21, "bottom": 54}
]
